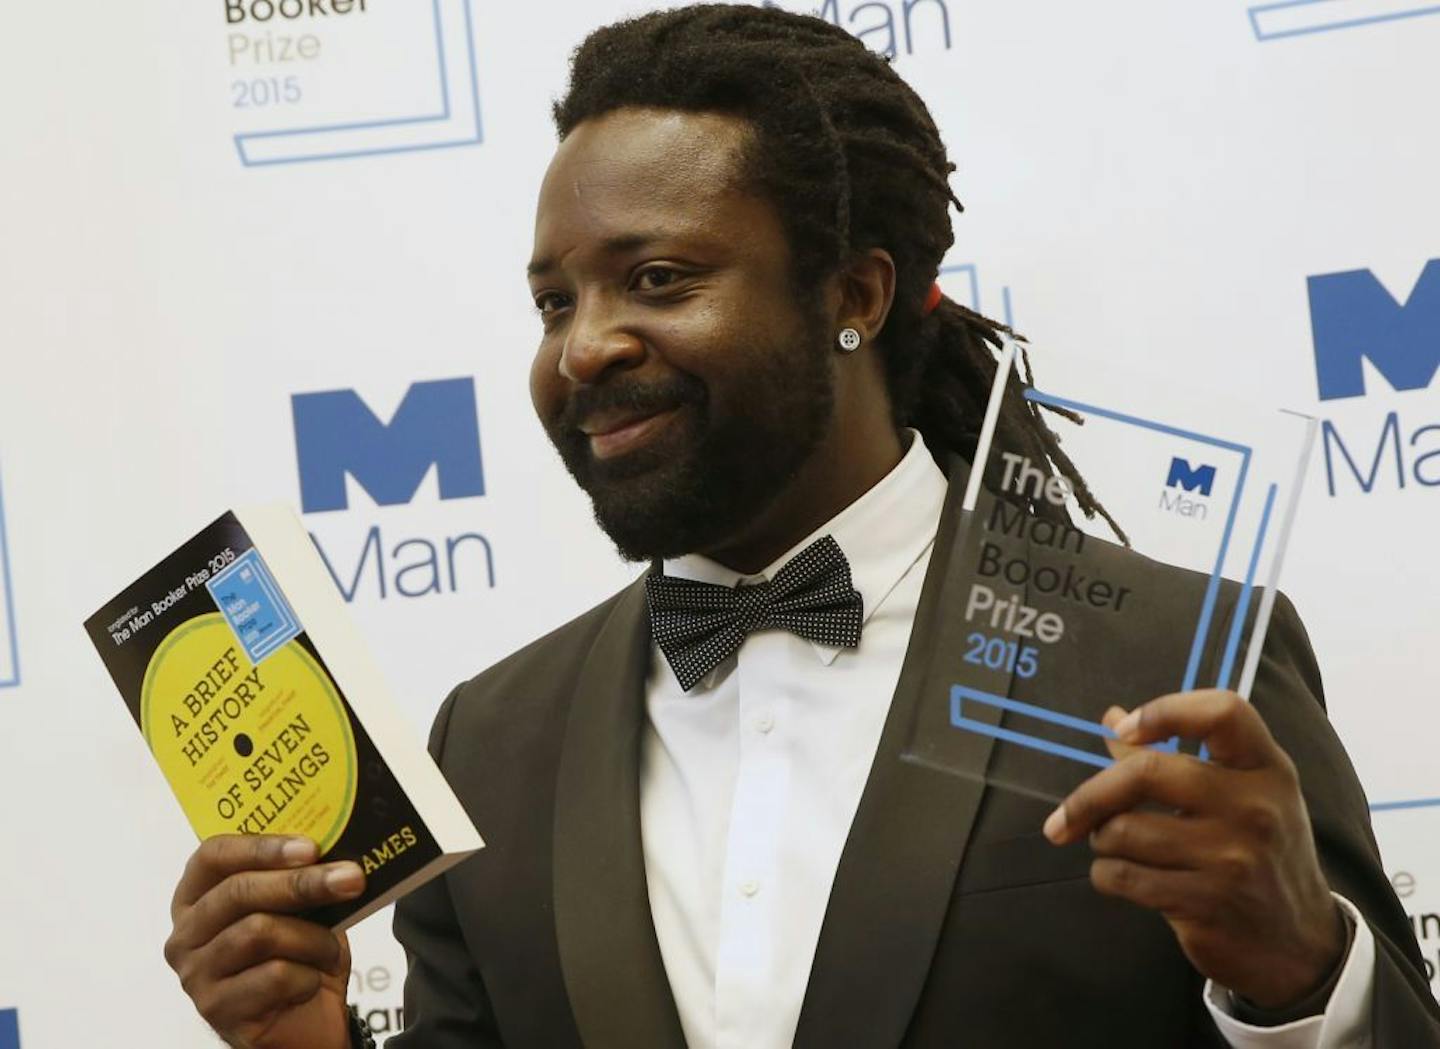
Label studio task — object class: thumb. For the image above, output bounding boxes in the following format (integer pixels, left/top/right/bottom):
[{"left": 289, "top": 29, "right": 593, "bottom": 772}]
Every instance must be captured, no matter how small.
[{"left": 332, "top": 930, "right": 353, "bottom": 979}]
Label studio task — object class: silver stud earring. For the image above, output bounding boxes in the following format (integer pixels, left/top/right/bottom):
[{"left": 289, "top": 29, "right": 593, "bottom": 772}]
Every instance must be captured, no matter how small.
[{"left": 837, "top": 327, "right": 862, "bottom": 353}]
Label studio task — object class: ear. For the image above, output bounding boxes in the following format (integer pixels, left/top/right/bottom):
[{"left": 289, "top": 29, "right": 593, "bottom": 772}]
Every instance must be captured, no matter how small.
[{"left": 835, "top": 248, "right": 896, "bottom": 345}]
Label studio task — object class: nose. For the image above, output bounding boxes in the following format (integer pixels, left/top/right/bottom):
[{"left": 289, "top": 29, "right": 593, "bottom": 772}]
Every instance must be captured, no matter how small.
[{"left": 558, "top": 293, "right": 646, "bottom": 385}]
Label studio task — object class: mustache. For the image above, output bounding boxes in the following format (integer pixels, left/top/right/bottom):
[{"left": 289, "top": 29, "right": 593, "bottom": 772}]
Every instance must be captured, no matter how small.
[{"left": 556, "top": 373, "right": 707, "bottom": 434}]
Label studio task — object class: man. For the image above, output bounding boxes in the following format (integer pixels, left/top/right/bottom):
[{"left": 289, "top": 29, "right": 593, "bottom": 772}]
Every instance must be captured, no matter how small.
[{"left": 162, "top": 5, "right": 1440, "bottom": 1047}]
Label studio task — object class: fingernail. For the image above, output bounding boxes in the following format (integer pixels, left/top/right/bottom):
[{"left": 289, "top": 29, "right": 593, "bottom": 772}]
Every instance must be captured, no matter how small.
[
  {"left": 1043, "top": 805, "right": 1067, "bottom": 843},
  {"left": 1102, "top": 706, "right": 1126, "bottom": 729},
  {"left": 326, "top": 864, "right": 364, "bottom": 896},
  {"left": 1115, "top": 709, "right": 1142, "bottom": 740},
  {"left": 282, "top": 837, "right": 317, "bottom": 864}
]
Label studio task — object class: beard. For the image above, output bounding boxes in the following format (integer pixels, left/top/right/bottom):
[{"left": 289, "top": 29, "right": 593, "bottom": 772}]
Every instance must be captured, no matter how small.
[{"left": 542, "top": 321, "right": 837, "bottom": 562}]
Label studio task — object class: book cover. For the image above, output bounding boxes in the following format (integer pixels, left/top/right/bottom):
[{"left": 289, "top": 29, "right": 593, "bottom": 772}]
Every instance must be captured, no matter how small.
[{"left": 84, "top": 505, "right": 483, "bottom": 930}]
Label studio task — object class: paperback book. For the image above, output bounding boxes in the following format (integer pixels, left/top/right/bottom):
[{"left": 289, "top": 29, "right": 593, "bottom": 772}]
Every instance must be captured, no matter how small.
[{"left": 85, "top": 505, "right": 483, "bottom": 930}]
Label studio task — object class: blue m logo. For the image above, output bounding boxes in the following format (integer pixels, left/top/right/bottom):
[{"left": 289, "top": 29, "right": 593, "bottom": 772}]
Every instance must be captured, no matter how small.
[
  {"left": 1308, "top": 259, "right": 1440, "bottom": 401},
  {"left": 0, "top": 1008, "right": 20, "bottom": 1049},
  {"left": 292, "top": 378, "right": 485, "bottom": 514},
  {"left": 1166, "top": 458, "right": 1216, "bottom": 496}
]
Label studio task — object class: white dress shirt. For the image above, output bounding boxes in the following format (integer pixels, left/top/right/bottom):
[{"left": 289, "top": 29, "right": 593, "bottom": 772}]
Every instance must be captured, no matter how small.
[{"left": 638, "top": 430, "right": 1373, "bottom": 1049}]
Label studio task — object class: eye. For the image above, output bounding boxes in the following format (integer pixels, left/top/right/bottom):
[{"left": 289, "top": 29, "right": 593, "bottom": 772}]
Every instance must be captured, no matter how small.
[
  {"left": 633, "top": 265, "right": 682, "bottom": 292},
  {"left": 533, "top": 291, "right": 571, "bottom": 317}
]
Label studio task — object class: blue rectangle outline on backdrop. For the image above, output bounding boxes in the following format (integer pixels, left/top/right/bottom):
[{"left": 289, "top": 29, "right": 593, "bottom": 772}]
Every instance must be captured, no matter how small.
[
  {"left": 0, "top": 470, "right": 19, "bottom": 689},
  {"left": 235, "top": 0, "right": 484, "bottom": 167},
  {"left": 1249, "top": 0, "right": 1440, "bottom": 40},
  {"left": 207, "top": 549, "right": 302, "bottom": 664},
  {"left": 948, "top": 390, "right": 1257, "bottom": 769}
]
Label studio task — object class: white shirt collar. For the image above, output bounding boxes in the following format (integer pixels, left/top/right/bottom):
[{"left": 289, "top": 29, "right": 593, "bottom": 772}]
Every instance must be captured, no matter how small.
[{"left": 661, "top": 429, "right": 948, "bottom": 668}]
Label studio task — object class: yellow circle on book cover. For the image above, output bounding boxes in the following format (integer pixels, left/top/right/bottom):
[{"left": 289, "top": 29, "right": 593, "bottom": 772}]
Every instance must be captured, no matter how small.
[{"left": 140, "top": 613, "right": 358, "bottom": 853}]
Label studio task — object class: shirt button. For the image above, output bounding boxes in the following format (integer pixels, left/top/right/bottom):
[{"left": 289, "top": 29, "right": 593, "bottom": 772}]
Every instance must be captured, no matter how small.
[
  {"left": 752, "top": 711, "right": 775, "bottom": 734},
  {"left": 740, "top": 880, "right": 760, "bottom": 898}
]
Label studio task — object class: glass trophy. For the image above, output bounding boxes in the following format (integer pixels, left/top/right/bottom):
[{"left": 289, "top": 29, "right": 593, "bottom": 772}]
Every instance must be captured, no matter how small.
[{"left": 901, "top": 336, "right": 1317, "bottom": 803}]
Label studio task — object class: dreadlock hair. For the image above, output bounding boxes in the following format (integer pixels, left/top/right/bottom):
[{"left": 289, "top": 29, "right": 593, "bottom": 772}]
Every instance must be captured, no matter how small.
[{"left": 552, "top": 2, "right": 1120, "bottom": 536}]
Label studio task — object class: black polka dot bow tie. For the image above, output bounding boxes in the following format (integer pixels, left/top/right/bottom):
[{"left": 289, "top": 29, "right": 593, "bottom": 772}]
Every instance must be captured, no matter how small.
[{"left": 645, "top": 535, "right": 864, "bottom": 692}]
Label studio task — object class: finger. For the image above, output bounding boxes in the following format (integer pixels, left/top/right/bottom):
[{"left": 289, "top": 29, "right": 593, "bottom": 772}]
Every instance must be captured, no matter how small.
[
  {"left": 1044, "top": 747, "right": 1221, "bottom": 845},
  {"left": 1089, "top": 811, "right": 1230, "bottom": 871},
  {"left": 175, "top": 862, "right": 364, "bottom": 951},
  {"left": 1100, "top": 706, "right": 1142, "bottom": 762},
  {"left": 192, "top": 957, "right": 327, "bottom": 1034},
  {"left": 173, "top": 835, "right": 318, "bottom": 917},
  {"left": 1090, "top": 858, "right": 1215, "bottom": 920},
  {"left": 200, "top": 912, "right": 346, "bottom": 983},
  {"left": 1114, "top": 691, "right": 1279, "bottom": 770}
]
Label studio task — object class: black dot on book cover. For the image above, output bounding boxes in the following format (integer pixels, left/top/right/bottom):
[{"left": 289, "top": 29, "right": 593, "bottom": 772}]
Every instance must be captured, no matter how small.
[{"left": 234, "top": 734, "right": 254, "bottom": 757}]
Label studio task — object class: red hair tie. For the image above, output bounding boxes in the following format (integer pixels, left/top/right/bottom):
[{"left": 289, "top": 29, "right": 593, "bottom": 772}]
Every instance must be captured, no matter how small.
[{"left": 922, "top": 281, "right": 943, "bottom": 316}]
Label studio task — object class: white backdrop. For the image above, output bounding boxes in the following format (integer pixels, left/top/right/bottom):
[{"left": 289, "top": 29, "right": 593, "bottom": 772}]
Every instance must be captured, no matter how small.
[{"left": 1, "top": 1, "right": 1437, "bottom": 1044}]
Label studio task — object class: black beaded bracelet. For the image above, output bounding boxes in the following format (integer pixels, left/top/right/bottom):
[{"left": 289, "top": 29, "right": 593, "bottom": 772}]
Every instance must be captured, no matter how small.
[{"left": 347, "top": 1005, "right": 377, "bottom": 1049}]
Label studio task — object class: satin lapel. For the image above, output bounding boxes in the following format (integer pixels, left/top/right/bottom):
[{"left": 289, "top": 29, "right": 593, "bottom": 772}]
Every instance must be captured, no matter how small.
[
  {"left": 792, "top": 455, "right": 1006, "bottom": 1049},
  {"left": 552, "top": 573, "right": 687, "bottom": 1049}
]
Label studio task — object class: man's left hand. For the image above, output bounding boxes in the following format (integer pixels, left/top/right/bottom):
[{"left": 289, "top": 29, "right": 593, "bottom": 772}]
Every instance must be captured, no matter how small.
[{"left": 1042, "top": 690, "right": 1346, "bottom": 1010}]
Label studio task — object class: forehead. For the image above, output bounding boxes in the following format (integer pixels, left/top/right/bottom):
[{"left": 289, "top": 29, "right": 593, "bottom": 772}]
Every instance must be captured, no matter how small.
[{"left": 531, "top": 108, "right": 765, "bottom": 268}]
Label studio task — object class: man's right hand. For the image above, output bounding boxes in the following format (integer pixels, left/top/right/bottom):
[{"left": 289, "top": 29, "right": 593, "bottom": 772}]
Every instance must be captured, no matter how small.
[{"left": 164, "top": 835, "right": 366, "bottom": 1049}]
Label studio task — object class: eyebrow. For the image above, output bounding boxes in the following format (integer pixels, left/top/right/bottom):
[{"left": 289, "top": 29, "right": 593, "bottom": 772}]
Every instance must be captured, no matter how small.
[{"left": 526, "top": 232, "right": 677, "bottom": 278}]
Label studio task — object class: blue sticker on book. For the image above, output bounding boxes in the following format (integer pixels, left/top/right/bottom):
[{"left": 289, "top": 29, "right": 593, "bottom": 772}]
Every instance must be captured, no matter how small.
[
  {"left": 207, "top": 549, "right": 302, "bottom": 664},
  {"left": 0, "top": 1008, "right": 19, "bottom": 1049}
]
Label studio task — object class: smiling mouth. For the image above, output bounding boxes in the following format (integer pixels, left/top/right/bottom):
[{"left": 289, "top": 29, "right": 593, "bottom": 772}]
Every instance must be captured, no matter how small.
[{"left": 583, "top": 406, "right": 682, "bottom": 460}]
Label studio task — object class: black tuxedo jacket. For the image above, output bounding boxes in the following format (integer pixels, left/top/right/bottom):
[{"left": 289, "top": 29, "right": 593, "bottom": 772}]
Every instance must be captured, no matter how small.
[{"left": 388, "top": 457, "right": 1440, "bottom": 1048}]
